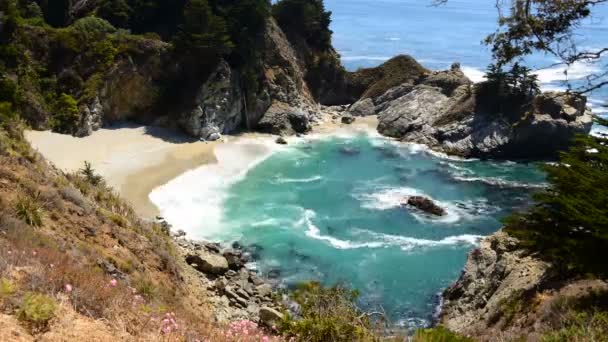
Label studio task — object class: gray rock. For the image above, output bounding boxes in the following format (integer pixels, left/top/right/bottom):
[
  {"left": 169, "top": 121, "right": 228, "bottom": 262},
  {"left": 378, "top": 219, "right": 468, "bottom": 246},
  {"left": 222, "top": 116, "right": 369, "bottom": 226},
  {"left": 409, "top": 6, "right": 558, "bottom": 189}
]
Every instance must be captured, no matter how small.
[
  {"left": 376, "top": 82, "right": 593, "bottom": 159},
  {"left": 440, "top": 230, "right": 549, "bottom": 336},
  {"left": 223, "top": 249, "right": 245, "bottom": 270},
  {"left": 259, "top": 307, "right": 284, "bottom": 327},
  {"left": 341, "top": 115, "right": 356, "bottom": 124},
  {"left": 180, "top": 59, "right": 244, "bottom": 139},
  {"left": 258, "top": 101, "right": 312, "bottom": 135},
  {"left": 256, "top": 284, "right": 273, "bottom": 298},
  {"left": 276, "top": 136, "right": 288, "bottom": 145},
  {"left": 186, "top": 251, "right": 229, "bottom": 275},
  {"left": 347, "top": 98, "right": 376, "bottom": 116},
  {"left": 405, "top": 196, "right": 446, "bottom": 216}
]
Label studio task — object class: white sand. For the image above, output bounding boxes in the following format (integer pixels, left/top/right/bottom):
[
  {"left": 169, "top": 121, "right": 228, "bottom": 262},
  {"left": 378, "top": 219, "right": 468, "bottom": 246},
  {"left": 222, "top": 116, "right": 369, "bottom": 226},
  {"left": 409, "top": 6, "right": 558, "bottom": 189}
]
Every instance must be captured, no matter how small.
[{"left": 25, "top": 115, "right": 379, "bottom": 220}]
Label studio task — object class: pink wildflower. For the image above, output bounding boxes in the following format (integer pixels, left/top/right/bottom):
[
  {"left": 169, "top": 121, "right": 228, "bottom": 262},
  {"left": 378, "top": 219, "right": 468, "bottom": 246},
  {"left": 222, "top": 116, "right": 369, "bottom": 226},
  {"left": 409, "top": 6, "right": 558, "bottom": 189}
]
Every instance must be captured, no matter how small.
[
  {"left": 64, "top": 284, "right": 73, "bottom": 293},
  {"left": 109, "top": 278, "right": 118, "bottom": 287}
]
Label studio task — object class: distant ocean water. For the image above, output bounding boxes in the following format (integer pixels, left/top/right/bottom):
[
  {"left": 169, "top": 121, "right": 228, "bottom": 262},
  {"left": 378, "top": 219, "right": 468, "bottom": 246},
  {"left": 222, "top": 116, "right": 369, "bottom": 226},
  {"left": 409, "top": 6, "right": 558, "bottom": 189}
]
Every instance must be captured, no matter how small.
[{"left": 326, "top": 0, "right": 608, "bottom": 121}]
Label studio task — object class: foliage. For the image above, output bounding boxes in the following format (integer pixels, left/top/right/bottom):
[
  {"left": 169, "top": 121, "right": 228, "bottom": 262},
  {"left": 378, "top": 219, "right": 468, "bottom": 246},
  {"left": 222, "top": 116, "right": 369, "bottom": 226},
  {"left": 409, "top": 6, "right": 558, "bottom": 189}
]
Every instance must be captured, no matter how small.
[
  {"left": 15, "top": 193, "right": 44, "bottom": 227},
  {"left": 80, "top": 161, "right": 104, "bottom": 186},
  {"left": 0, "top": 277, "right": 16, "bottom": 297},
  {"left": 541, "top": 290, "right": 608, "bottom": 342},
  {"left": 504, "top": 133, "right": 608, "bottom": 277},
  {"left": 51, "top": 93, "right": 80, "bottom": 134},
  {"left": 280, "top": 281, "right": 380, "bottom": 342},
  {"left": 172, "top": 0, "right": 233, "bottom": 61},
  {"left": 272, "top": 0, "right": 333, "bottom": 50},
  {"left": 413, "top": 326, "right": 474, "bottom": 342},
  {"left": 69, "top": 16, "right": 117, "bottom": 43},
  {"left": 97, "top": 0, "right": 132, "bottom": 28},
  {"left": 19, "top": 292, "right": 57, "bottom": 326},
  {"left": 477, "top": 62, "right": 540, "bottom": 118}
]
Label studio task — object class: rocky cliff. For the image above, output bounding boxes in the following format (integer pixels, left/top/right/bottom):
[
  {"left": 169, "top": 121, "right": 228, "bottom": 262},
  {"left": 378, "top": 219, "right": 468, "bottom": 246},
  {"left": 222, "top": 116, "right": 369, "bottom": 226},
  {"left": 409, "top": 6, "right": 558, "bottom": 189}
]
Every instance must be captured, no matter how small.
[
  {"left": 343, "top": 62, "right": 593, "bottom": 159},
  {"left": 439, "top": 230, "right": 608, "bottom": 341}
]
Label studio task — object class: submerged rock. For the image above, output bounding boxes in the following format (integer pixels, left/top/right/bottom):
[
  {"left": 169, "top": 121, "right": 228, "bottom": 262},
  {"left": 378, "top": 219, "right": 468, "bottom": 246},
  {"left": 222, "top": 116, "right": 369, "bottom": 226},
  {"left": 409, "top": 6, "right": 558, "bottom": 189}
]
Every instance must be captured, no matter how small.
[{"left": 405, "top": 196, "right": 446, "bottom": 216}]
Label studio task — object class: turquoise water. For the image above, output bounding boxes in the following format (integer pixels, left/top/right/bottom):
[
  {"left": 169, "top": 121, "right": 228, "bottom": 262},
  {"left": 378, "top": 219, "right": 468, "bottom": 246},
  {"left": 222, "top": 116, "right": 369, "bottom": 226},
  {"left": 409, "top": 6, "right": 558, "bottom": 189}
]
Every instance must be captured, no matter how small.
[{"left": 214, "top": 134, "right": 545, "bottom": 327}]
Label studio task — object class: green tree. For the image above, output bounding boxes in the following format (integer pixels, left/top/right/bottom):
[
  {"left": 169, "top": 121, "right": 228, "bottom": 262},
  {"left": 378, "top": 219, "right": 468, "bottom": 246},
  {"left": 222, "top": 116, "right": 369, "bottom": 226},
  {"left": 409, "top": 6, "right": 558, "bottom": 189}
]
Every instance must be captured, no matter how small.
[
  {"left": 173, "top": 0, "right": 233, "bottom": 59},
  {"left": 52, "top": 93, "right": 80, "bottom": 134},
  {"left": 505, "top": 133, "right": 608, "bottom": 277},
  {"left": 98, "top": 0, "right": 132, "bottom": 28},
  {"left": 272, "top": 0, "right": 333, "bottom": 50}
]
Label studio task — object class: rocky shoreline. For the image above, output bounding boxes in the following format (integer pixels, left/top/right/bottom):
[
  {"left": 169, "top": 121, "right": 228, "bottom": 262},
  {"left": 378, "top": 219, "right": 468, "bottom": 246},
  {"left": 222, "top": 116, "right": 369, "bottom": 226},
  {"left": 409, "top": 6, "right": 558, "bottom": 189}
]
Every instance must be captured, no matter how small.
[{"left": 162, "top": 218, "right": 286, "bottom": 327}]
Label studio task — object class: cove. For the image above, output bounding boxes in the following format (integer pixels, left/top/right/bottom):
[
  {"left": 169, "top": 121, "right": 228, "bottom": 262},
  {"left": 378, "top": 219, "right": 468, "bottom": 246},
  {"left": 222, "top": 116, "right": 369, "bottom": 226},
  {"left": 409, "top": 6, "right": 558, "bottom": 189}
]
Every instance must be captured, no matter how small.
[{"left": 151, "top": 130, "right": 546, "bottom": 328}]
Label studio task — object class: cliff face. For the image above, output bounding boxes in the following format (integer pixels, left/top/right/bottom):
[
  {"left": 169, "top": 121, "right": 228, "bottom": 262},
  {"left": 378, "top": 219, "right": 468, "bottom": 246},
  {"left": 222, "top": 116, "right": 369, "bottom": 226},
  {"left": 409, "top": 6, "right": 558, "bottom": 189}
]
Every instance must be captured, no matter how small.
[
  {"left": 178, "top": 18, "right": 317, "bottom": 140},
  {"left": 440, "top": 230, "right": 608, "bottom": 341}
]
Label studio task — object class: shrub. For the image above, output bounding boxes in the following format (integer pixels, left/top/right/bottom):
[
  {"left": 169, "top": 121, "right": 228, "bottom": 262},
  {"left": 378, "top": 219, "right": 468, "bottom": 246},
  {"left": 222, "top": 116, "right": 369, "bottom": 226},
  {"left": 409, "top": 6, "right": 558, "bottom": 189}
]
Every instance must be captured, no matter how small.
[
  {"left": 280, "top": 281, "right": 380, "bottom": 342},
  {"left": 19, "top": 292, "right": 57, "bottom": 327},
  {"left": 51, "top": 93, "right": 80, "bottom": 135},
  {"left": 15, "top": 194, "right": 43, "bottom": 227},
  {"left": 134, "top": 277, "right": 157, "bottom": 301},
  {"left": 0, "top": 277, "right": 16, "bottom": 297},
  {"left": 80, "top": 161, "right": 103, "bottom": 186},
  {"left": 70, "top": 16, "right": 117, "bottom": 42},
  {"left": 413, "top": 326, "right": 474, "bottom": 342}
]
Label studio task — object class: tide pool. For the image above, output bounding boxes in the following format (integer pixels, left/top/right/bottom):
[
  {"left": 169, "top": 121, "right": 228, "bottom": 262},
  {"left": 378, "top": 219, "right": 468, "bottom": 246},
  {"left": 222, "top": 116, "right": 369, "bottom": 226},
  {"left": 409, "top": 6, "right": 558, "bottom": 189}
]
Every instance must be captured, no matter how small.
[{"left": 207, "top": 133, "right": 545, "bottom": 328}]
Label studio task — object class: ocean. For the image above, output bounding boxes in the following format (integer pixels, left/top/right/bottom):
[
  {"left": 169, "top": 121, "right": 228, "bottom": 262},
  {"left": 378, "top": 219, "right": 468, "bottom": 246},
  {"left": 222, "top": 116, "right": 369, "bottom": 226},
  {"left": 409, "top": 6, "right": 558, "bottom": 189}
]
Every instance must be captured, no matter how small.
[{"left": 150, "top": 1, "right": 606, "bottom": 329}]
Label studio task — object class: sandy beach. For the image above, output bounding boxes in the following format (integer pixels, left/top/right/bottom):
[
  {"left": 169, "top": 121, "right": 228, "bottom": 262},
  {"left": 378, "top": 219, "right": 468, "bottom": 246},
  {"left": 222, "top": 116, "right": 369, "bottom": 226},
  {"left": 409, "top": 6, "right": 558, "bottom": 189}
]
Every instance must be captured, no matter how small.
[{"left": 25, "top": 115, "right": 378, "bottom": 219}]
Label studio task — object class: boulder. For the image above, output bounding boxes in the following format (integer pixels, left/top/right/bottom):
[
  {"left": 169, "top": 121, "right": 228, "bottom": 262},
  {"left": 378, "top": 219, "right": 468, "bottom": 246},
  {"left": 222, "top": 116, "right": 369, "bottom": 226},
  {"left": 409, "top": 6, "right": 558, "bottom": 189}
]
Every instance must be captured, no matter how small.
[
  {"left": 341, "top": 115, "right": 356, "bottom": 124},
  {"left": 258, "top": 102, "right": 311, "bottom": 135},
  {"left": 405, "top": 196, "right": 446, "bottom": 216},
  {"left": 276, "top": 137, "right": 288, "bottom": 145},
  {"left": 347, "top": 98, "right": 376, "bottom": 117},
  {"left": 223, "top": 249, "right": 245, "bottom": 270},
  {"left": 186, "top": 251, "right": 229, "bottom": 275},
  {"left": 259, "top": 307, "right": 283, "bottom": 327}
]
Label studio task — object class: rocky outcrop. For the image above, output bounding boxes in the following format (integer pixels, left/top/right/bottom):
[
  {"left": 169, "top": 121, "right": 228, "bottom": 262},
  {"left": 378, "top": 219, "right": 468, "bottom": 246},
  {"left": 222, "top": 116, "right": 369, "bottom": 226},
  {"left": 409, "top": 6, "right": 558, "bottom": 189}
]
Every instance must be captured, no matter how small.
[
  {"left": 375, "top": 66, "right": 594, "bottom": 159},
  {"left": 405, "top": 196, "right": 446, "bottom": 216},
  {"left": 257, "top": 101, "right": 311, "bottom": 135},
  {"left": 176, "top": 238, "right": 284, "bottom": 324},
  {"left": 440, "top": 230, "right": 550, "bottom": 337},
  {"left": 180, "top": 59, "right": 244, "bottom": 140}
]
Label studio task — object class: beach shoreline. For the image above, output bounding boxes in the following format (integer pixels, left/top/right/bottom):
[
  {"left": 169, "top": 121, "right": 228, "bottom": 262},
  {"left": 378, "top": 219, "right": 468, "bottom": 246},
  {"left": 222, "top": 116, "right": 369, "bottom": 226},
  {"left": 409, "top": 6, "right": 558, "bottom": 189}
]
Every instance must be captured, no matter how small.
[{"left": 25, "top": 114, "right": 379, "bottom": 219}]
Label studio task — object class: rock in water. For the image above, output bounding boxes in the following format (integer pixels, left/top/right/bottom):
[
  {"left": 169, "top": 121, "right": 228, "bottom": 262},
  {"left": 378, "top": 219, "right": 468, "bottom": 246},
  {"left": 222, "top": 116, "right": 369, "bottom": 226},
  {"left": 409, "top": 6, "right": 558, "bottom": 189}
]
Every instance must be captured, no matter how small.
[
  {"left": 276, "top": 137, "right": 288, "bottom": 145},
  {"left": 341, "top": 115, "right": 356, "bottom": 124},
  {"left": 405, "top": 196, "right": 446, "bottom": 216},
  {"left": 259, "top": 307, "right": 283, "bottom": 327},
  {"left": 186, "top": 252, "right": 229, "bottom": 275}
]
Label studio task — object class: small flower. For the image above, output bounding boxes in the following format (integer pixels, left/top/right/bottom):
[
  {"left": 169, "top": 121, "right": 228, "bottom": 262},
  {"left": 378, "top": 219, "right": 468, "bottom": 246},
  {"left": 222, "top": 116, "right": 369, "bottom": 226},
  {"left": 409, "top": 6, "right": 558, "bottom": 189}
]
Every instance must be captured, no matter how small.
[
  {"left": 109, "top": 278, "right": 118, "bottom": 287},
  {"left": 64, "top": 284, "right": 73, "bottom": 293}
]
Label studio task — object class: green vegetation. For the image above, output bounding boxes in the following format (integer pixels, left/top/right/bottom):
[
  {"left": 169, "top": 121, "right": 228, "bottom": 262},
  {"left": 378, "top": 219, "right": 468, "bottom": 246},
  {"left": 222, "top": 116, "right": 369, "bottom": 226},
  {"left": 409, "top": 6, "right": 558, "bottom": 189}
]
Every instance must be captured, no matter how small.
[
  {"left": 15, "top": 193, "right": 44, "bottom": 227},
  {"left": 0, "top": 277, "right": 16, "bottom": 297},
  {"left": 19, "top": 292, "right": 57, "bottom": 327},
  {"left": 272, "top": 0, "right": 333, "bottom": 50},
  {"left": 51, "top": 93, "right": 80, "bottom": 134},
  {"left": 414, "top": 326, "right": 474, "bottom": 342},
  {"left": 80, "top": 161, "right": 104, "bottom": 186},
  {"left": 280, "top": 282, "right": 380, "bottom": 342},
  {"left": 505, "top": 133, "right": 608, "bottom": 277}
]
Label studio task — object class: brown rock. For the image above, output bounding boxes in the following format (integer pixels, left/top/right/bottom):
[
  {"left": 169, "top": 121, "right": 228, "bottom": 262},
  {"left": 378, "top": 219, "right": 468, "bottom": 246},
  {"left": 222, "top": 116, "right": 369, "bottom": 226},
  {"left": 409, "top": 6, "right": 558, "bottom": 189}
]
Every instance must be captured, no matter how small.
[{"left": 405, "top": 196, "right": 446, "bottom": 216}]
